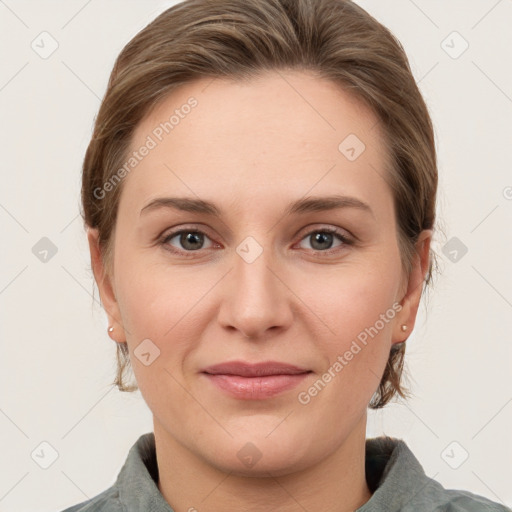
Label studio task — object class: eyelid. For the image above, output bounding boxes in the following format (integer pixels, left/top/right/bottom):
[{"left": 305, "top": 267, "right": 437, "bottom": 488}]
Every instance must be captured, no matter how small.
[
  {"left": 159, "top": 223, "right": 216, "bottom": 240},
  {"left": 295, "top": 223, "right": 353, "bottom": 241}
]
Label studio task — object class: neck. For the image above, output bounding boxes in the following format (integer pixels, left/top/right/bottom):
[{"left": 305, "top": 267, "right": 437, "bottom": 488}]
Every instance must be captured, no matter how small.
[{"left": 154, "top": 414, "right": 372, "bottom": 512}]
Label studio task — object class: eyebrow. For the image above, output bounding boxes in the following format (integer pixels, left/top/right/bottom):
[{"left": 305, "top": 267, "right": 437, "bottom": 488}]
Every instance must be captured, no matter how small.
[{"left": 140, "top": 194, "right": 374, "bottom": 219}]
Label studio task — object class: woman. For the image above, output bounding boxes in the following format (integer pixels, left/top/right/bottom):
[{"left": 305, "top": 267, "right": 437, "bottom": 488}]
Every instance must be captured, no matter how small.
[{"left": 61, "top": 0, "right": 510, "bottom": 510}]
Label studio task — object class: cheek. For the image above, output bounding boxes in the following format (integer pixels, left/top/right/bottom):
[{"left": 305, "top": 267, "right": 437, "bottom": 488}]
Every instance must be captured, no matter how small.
[
  {"left": 316, "top": 261, "right": 399, "bottom": 341},
  {"left": 114, "top": 245, "right": 198, "bottom": 335},
  {"left": 310, "top": 263, "right": 400, "bottom": 395},
  {"left": 113, "top": 254, "right": 211, "bottom": 388}
]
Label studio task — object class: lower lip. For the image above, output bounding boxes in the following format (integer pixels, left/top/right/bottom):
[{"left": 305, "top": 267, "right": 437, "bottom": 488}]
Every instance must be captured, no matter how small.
[{"left": 202, "top": 373, "right": 311, "bottom": 400}]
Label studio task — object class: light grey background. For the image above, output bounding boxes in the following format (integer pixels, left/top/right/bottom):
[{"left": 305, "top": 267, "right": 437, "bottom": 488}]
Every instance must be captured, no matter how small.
[{"left": 1, "top": 1, "right": 511, "bottom": 510}]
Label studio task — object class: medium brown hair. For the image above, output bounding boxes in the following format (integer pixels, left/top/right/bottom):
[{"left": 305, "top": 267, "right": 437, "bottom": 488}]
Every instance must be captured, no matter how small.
[{"left": 81, "top": 0, "right": 439, "bottom": 408}]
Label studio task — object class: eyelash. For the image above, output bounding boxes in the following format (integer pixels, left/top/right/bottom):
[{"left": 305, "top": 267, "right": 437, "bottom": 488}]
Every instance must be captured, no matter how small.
[{"left": 158, "top": 225, "right": 354, "bottom": 258}]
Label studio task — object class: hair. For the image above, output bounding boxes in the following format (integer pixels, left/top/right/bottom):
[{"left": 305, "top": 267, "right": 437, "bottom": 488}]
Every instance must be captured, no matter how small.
[{"left": 81, "top": 0, "right": 439, "bottom": 408}]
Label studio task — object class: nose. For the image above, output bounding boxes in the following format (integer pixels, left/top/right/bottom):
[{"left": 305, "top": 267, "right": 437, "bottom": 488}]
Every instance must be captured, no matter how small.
[{"left": 217, "top": 239, "right": 294, "bottom": 340}]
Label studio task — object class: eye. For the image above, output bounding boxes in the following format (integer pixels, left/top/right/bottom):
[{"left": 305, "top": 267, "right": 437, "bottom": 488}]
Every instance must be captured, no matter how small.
[
  {"left": 161, "top": 228, "right": 216, "bottom": 254},
  {"left": 296, "top": 227, "right": 353, "bottom": 254}
]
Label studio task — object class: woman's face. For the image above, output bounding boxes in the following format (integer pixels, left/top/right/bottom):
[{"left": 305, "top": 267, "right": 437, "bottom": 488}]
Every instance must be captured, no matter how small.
[{"left": 90, "top": 70, "right": 430, "bottom": 476}]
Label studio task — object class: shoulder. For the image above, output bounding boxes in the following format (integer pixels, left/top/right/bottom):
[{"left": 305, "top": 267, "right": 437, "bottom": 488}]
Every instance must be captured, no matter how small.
[
  {"left": 360, "top": 436, "right": 511, "bottom": 512},
  {"left": 59, "top": 486, "right": 122, "bottom": 512},
  {"left": 58, "top": 432, "right": 161, "bottom": 512},
  {"left": 416, "top": 481, "right": 512, "bottom": 511},
  {"left": 433, "top": 488, "right": 512, "bottom": 511}
]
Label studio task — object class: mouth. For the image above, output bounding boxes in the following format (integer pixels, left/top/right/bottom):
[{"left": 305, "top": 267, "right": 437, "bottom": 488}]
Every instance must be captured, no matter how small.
[{"left": 201, "top": 360, "right": 313, "bottom": 400}]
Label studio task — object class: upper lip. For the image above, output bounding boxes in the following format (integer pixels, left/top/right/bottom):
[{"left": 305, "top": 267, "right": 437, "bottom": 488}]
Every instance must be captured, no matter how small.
[{"left": 202, "top": 360, "right": 311, "bottom": 377}]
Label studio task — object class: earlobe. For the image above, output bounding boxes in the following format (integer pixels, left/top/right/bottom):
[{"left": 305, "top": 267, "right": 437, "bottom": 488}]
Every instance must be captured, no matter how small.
[
  {"left": 86, "top": 227, "right": 127, "bottom": 343},
  {"left": 392, "top": 229, "right": 433, "bottom": 344}
]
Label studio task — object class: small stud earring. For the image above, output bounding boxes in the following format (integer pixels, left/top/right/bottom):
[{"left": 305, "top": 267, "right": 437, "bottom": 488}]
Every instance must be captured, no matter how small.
[
  {"left": 401, "top": 325, "right": 407, "bottom": 332},
  {"left": 108, "top": 326, "right": 114, "bottom": 333}
]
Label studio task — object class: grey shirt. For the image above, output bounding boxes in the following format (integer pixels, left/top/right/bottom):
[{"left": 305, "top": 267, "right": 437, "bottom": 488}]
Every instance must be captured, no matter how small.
[{"left": 60, "top": 432, "right": 510, "bottom": 511}]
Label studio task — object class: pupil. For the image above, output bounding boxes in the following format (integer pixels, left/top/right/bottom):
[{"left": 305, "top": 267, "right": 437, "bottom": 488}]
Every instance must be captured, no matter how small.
[
  {"left": 312, "top": 232, "right": 332, "bottom": 250},
  {"left": 182, "top": 232, "right": 202, "bottom": 250}
]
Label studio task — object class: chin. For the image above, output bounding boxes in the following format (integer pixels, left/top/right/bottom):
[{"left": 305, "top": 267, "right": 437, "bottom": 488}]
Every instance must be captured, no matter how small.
[
  {"left": 202, "top": 429, "right": 317, "bottom": 477},
  {"left": 214, "top": 450, "right": 308, "bottom": 478}
]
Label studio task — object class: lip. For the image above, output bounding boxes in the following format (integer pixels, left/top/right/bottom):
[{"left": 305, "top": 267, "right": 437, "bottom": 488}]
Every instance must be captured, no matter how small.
[
  {"left": 202, "top": 360, "right": 310, "bottom": 377},
  {"left": 201, "top": 360, "right": 312, "bottom": 400}
]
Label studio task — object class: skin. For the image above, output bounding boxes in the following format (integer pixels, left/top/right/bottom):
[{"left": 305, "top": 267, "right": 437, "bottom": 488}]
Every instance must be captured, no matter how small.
[{"left": 88, "top": 70, "right": 432, "bottom": 512}]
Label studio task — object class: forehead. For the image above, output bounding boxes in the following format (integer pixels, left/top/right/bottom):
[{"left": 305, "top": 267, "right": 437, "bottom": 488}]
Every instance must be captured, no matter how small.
[{"left": 120, "top": 70, "right": 392, "bottom": 215}]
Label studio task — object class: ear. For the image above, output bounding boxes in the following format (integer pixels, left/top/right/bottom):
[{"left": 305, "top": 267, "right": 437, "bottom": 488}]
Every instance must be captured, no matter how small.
[
  {"left": 87, "top": 227, "right": 127, "bottom": 344},
  {"left": 392, "top": 229, "right": 433, "bottom": 344}
]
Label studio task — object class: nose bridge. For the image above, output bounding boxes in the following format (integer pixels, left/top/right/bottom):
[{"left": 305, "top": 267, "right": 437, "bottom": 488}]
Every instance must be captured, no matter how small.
[
  {"left": 235, "top": 235, "right": 276, "bottom": 297},
  {"left": 219, "top": 234, "right": 291, "bottom": 338}
]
